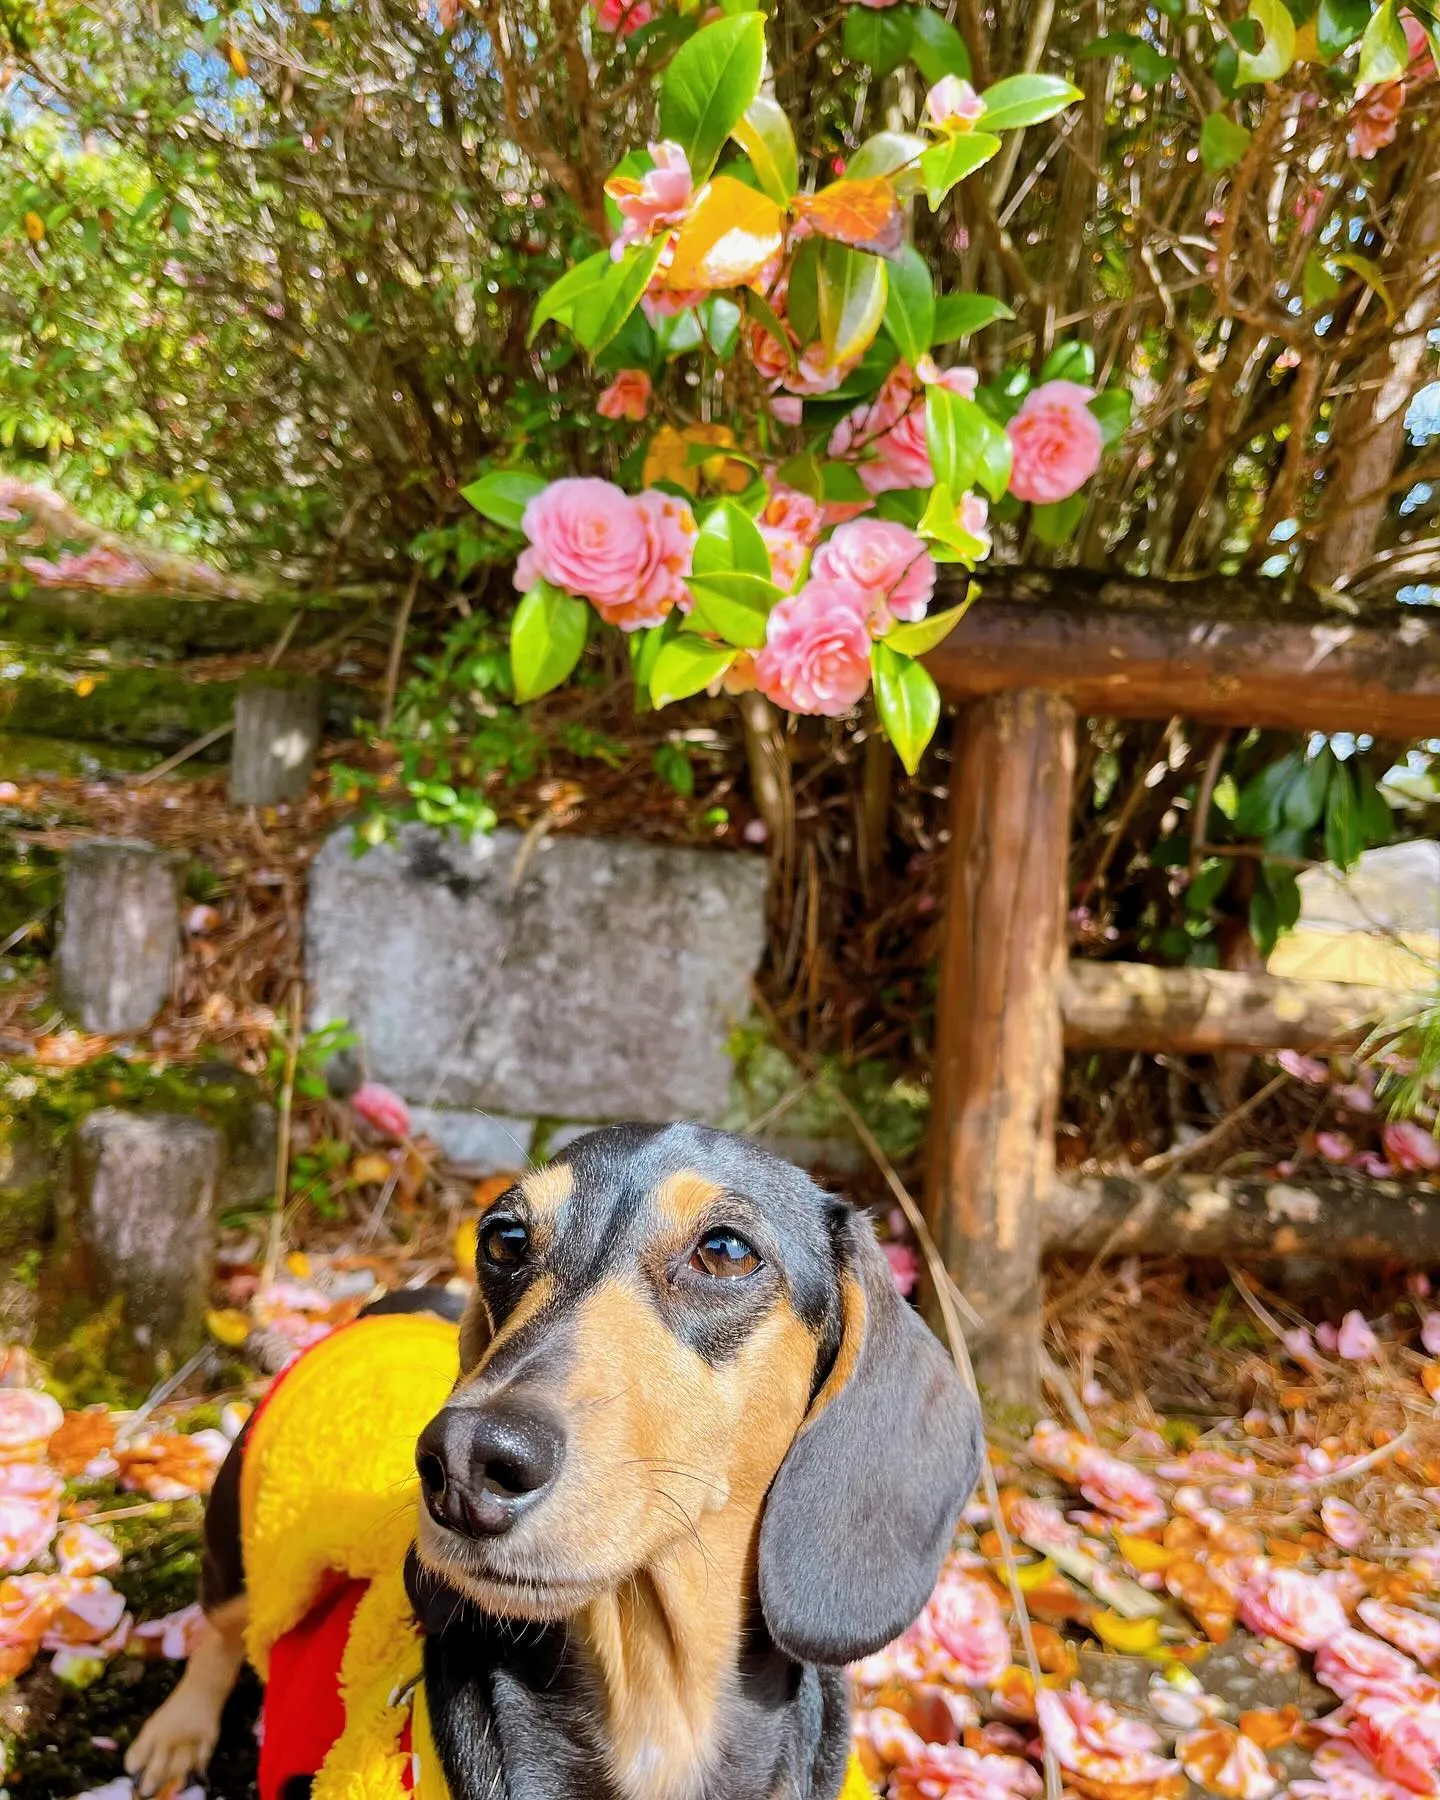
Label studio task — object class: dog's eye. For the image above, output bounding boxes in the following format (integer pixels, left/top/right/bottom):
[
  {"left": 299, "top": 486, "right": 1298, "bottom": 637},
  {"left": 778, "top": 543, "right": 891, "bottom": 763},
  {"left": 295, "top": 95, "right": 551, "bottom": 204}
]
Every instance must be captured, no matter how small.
[
  {"left": 481, "top": 1219, "right": 529, "bottom": 1268},
  {"left": 690, "top": 1230, "right": 761, "bottom": 1279}
]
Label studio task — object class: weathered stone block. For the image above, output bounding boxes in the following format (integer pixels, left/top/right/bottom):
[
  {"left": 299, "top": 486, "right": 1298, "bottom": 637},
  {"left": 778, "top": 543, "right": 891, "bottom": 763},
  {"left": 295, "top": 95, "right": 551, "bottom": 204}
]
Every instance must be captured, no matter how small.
[
  {"left": 56, "top": 838, "right": 181, "bottom": 1035},
  {"left": 56, "top": 1110, "right": 221, "bottom": 1380},
  {"left": 307, "top": 826, "right": 768, "bottom": 1122},
  {"left": 408, "top": 1107, "right": 535, "bottom": 1172}
]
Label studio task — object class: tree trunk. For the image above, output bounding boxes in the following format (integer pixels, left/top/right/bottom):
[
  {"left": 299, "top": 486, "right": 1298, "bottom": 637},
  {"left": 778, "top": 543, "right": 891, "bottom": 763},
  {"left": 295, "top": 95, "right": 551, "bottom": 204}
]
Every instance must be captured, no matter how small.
[
  {"left": 1046, "top": 1170, "right": 1440, "bottom": 1262},
  {"left": 229, "top": 670, "right": 322, "bottom": 806},
  {"left": 1060, "top": 960, "right": 1406, "bottom": 1055},
  {"left": 925, "top": 690, "right": 1075, "bottom": 1411},
  {"left": 56, "top": 837, "right": 181, "bottom": 1035},
  {"left": 51, "top": 1110, "right": 223, "bottom": 1383}
]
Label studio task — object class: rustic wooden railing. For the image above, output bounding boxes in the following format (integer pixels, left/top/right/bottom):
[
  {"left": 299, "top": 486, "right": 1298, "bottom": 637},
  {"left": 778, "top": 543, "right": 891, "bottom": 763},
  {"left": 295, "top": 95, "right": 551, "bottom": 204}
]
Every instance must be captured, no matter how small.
[{"left": 921, "top": 569, "right": 1440, "bottom": 1406}]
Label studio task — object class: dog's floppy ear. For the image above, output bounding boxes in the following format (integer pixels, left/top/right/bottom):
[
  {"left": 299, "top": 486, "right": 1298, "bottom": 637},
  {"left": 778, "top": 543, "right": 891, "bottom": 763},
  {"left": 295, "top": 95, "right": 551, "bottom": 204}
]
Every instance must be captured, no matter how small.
[{"left": 758, "top": 1208, "right": 982, "bottom": 1666}]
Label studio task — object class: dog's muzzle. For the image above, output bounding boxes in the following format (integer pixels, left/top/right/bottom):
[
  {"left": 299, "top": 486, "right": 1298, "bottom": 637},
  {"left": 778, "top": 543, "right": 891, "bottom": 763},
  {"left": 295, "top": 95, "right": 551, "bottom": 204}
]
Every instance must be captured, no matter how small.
[{"left": 416, "top": 1399, "right": 565, "bottom": 1538}]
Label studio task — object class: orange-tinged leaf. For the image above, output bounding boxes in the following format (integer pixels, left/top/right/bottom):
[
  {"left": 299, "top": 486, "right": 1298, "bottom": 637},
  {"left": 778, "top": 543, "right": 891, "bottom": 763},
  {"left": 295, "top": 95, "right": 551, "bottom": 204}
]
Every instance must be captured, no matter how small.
[
  {"left": 664, "top": 176, "right": 784, "bottom": 292},
  {"left": 993, "top": 1664, "right": 1036, "bottom": 1721},
  {"left": 350, "top": 1151, "right": 395, "bottom": 1185},
  {"left": 1239, "top": 1706, "right": 1303, "bottom": 1749},
  {"left": 792, "top": 176, "right": 904, "bottom": 256},
  {"left": 472, "top": 1173, "right": 520, "bottom": 1208},
  {"left": 223, "top": 41, "right": 249, "bottom": 76},
  {"left": 978, "top": 1529, "right": 1004, "bottom": 1560},
  {"left": 1093, "top": 1609, "right": 1162, "bottom": 1653},
  {"left": 1266, "top": 1537, "right": 1307, "bottom": 1567},
  {"left": 206, "top": 1308, "right": 252, "bottom": 1348},
  {"left": 1421, "top": 1362, "right": 1440, "bottom": 1398},
  {"left": 454, "top": 1218, "right": 478, "bottom": 1270},
  {"left": 1031, "top": 1623, "right": 1079, "bottom": 1678},
  {"left": 1166, "top": 1557, "right": 1236, "bottom": 1644},
  {"left": 1164, "top": 1517, "right": 1206, "bottom": 1553},
  {"left": 24, "top": 211, "right": 45, "bottom": 243},
  {"left": 284, "top": 1251, "right": 312, "bottom": 1279},
  {"left": 1116, "top": 1532, "right": 1173, "bottom": 1574},
  {"left": 1177, "top": 1721, "right": 1278, "bottom": 1799}
]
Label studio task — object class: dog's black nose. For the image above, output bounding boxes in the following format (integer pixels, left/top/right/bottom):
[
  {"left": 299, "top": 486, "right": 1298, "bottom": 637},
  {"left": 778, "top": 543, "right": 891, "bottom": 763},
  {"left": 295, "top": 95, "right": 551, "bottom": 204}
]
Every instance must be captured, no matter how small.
[{"left": 416, "top": 1401, "right": 564, "bottom": 1537}]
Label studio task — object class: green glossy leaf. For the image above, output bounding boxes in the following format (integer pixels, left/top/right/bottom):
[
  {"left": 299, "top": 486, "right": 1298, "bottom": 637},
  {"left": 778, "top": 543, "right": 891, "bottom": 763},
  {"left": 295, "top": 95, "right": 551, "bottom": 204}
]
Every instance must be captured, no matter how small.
[
  {"left": 1317, "top": 0, "right": 1372, "bottom": 57},
  {"left": 629, "top": 616, "right": 680, "bottom": 707},
  {"left": 786, "top": 238, "right": 821, "bottom": 342},
  {"left": 659, "top": 12, "right": 767, "bottom": 181},
  {"left": 687, "top": 572, "right": 779, "bottom": 647},
  {"left": 1283, "top": 750, "right": 1331, "bottom": 830},
  {"left": 932, "top": 292, "right": 1014, "bottom": 342},
  {"left": 1236, "top": 0, "right": 1297, "bottom": 83},
  {"left": 573, "top": 240, "right": 669, "bottom": 353},
  {"left": 461, "top": 468, "right": 546, "bottom": 530},
  {"left": 822, "top": 460, "right": 872, "bottom": 505},
  {"left": 977, "top": 73, "right": 1083, "bottom": 130},
  {"left": 731, "top": 97, "right": 799, "bottom": 204},
  {"left": 650, "top": 632, "right": 738, "bottom": 706},
  {"left": 1088, "top": 388, "right": 1132, "bottom": 446},
  {"left": 928, "top": 390, "right": 1011, "bottom": 500},
  {"left": 1331, "top": 251, "right": 1396, "bottom": 319},
  {"left": 1080, "top": 31, "right": 1176, "bottom": 85},
  {"left": 1039, "top": 340, "right": 1095, "bottom": 384},
  {"left": 1358, "top": 0, "right": 1409, "bottom": 82},
  {"left": 917, "top": 482, "right": 989, "bottom": 561},
  {"left": 1354, "top": 758, "right": 1394, "bottom": 844},
  {"left": 872, "top": 639, "right": 941, "bottom": 775},
  {"left": 745, "top": 289, "right": 796, "bottom": 370},
  {"left": 693, "top": 498, "right": 771, "bottom": 577},
  {"left": 1303, "top": 253, "right": 1342, "bottom": 310},
  {"left": 1199, "top": 111, "right": 1252, "bottom": 170},
  {"left": 1234, "top": 750, "right": 1303, "bottom": 837},
  {"left": 842, "top": 2, "right": 915, "bottom": 76},
  {"left": 882, "top": 246, "right": 935, "bottom": 365},
  {"left": 528, "top": 249, "right": 612, "bottom": 345},
  {"left": 1031, "top": 493, "right": 1087, "bottom": 545},
  {"left": 908, "top": 8, "right": 971, "bottom": 82},
  {"left": 885, "top": 591, "right": 976, "bottom": 655},
  {"left": 1324, "top": 759, "right": 1365, "bottom": 870},
  {"left": 816, "top": 243, "right": 889, "bottom": 364},
  {"left": 847, "top": 131, "right": 930, "bottom": 189},
  {"left": 919, "top": 130, "right": 1002, "bottom": 208},
  {"left": 510, "top": 581, "right": 589, "bottom": 703}
]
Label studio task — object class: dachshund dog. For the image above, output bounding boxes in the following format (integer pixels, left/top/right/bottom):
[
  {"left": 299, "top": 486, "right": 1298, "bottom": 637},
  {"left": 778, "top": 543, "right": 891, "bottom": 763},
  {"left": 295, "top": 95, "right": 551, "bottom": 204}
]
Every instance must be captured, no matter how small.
[{"left": 127, "top": 1122, "right": 982, "bottom": 1800}]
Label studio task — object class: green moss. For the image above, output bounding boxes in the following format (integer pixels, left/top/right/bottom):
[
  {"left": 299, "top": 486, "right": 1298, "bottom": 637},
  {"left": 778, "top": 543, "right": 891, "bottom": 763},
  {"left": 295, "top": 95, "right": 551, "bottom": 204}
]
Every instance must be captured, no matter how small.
[{"left": 721, "top": 1022, "right": 931, "bottom": 1164}]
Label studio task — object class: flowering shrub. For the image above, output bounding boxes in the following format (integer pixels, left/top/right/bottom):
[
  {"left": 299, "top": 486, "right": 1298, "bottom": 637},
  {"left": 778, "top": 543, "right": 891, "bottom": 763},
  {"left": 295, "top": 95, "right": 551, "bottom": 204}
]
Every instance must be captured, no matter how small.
[{"left": 463, "top": 11, "right": 1125, "bottom": 773}]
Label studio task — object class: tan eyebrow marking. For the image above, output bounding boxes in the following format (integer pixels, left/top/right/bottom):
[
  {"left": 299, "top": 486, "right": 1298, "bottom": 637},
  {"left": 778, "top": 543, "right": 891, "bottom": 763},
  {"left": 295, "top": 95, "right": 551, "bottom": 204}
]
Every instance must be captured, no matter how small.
[
  {"left": 519, "top": 1162, "right": 574, "bottom": 1216},
  {"left": 650, "top": 1168, "right": 727, "bottom": 1239}
]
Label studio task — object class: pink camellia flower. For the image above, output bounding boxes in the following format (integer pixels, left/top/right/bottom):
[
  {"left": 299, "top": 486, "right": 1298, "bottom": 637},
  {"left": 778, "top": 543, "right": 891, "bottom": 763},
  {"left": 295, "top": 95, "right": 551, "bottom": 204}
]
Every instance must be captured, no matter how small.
[
  {"left": 1382, "top": 1120, "right": 1440, "bottom": 1172},
  {"left": 1316, "top": 1628, "right": 1429, "bottom": 1704},
  {"left": 852, "top": 1706, "right": 928, "bottom": 1781},
  {"left": 588, "top": 490, "right": 697, "bottom": 631},
  {"left": 1359, "top": 1598, "right": 1440, "bottom": 1669},
  {"left": 1423, "top": 1311, "right": 1440, "bottom": 1357},
  {"left": 812, "top": 519, "right": 936, "bottom": 629},
  {"left": 1339, "top": 1688, "right": 1440, "bottom": 1792},
  {"left": 595, "top": 0, "right": 654, "bottom": 33},
  {"left": 754, "top": 580, "right": 873, "bottom": 716},
  {"left": 760, "top": 526, "right": 810, "bottom": 594},
  {"left": 351, "top": 1081, "right": 412, "bottom": 1140},
  {"left": 1321, "top": 1498, "right": 1368, "bottom": 1550},
  {"left": 861, "top": 409, "right": 935, "bottom": 494},
  {"left": 1238, "top": 1565, "right": 1349, "bottom": 1650},
  {"left": 1337, "top": 1309, "right": 1380, "bottom": 1361},
  {"left": 762, "top": 484, "right": 824, "bottom": 544},
  {"left": 891, "top": 1744, "right": 1042, "bottom": 1800},
  {"left": 0, "top": 1389, "right": 64, "bottom": 1462},
  {"left": 597, "top": 369, "right": 652, "bottom": 423},
  {"left": 1176, "top": 1723, "right": 1277, "bottom": 1800},
  {"left": 1075, "top": 1446, "right": 1165, "bottom": 1528},
  {"left": 923, "top": 1568, "right": 1012, "bottom": 1687},
  {"left": 1283, "top": 1325, "right": 1324, "bottom": 1370},
  {"left": 607, "top": 142, "right": 693, "bottom": 251},
  {"left": 1035, "top": 1686, "right": 1181, "bottom": 1787},
  {"left": 55, "top": 1525, "right": 121, "bottom": 1579},
  {"left": 1292, "top": 1740, "right": 1426, "bottom": 1800},
  {"left": 41, "top": 1576, "right": 128, "bottom": 1650},
  {"left": 926, "top": 76, "right": 987, "bottom": 133},
  {"left": 883, "top": 1241, "right": 920, "bottom": 1298},
  {"left": 1348, "top": 80, "right": 1406, "bottom": 160},
  {"left": 516, "top": 476, "right": 651, "bottom": 606},
  {"left": 850, "top": 0, "right": 902, "bottom": 9},
  {"left": 916, "top": 356, "right": 980, "bottom": 400},
  {"left": 0, "top": 1491, "right": 59, "bottom": 1573},
  {"left": 1006, "top": 379, "right": 1103, "bottom": 504},
  {"left": 780, "top": 342, "right": 858, "bottom": 399},
  {"left": 1316, "top": 1129, "right": 1356, "bottom": 1164}
]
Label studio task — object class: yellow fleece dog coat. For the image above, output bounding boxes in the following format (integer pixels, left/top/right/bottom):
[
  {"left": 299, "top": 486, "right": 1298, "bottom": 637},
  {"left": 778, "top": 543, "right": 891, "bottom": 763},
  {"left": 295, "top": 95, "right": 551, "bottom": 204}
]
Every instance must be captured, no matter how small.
[{"left": 239, "top": 1312, "right": 873, "bottom": 1800}]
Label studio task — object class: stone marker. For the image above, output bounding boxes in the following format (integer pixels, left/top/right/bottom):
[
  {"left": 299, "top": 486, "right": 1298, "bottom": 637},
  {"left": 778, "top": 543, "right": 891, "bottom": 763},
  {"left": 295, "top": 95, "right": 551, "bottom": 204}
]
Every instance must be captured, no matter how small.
[
  {"left": 229, "top": 670, "right": 322, "bottom": 806},
  {"left": 308, "top": 826, "right": 768, "bottom": 1122},
  {"left": 56, "top": 1110, "right": 222, "bottom": 1380},
  {"left": 56, "top": 837, "right": 181, "bottom": 1034}
]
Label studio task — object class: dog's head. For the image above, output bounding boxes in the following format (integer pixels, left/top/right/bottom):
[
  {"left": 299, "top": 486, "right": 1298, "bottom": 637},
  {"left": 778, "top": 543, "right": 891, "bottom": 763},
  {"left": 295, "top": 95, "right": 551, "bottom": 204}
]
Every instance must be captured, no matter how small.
[{"left": 413, "top": 1122, "right": 981, "bottom": 1665}]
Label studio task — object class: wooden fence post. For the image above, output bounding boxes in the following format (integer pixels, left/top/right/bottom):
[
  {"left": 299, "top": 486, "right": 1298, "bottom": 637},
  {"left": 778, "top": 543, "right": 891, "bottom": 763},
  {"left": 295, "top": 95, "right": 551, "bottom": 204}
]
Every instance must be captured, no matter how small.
[
  {"left": 56, "top": 837, "right": 181, "bottom": 1035},
  {"left": 229, "top": 670, "right": 322, "bottom": 806},
  {"left": 925, "top": 690, "right": 1075, "bottom": 1411}
]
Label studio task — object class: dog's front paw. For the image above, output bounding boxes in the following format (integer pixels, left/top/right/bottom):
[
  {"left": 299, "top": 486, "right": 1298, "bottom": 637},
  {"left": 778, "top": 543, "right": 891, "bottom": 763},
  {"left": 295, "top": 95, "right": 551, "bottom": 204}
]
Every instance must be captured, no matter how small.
[{"left": 124, "top": 1688, "right": 222, "bottom": 1797}]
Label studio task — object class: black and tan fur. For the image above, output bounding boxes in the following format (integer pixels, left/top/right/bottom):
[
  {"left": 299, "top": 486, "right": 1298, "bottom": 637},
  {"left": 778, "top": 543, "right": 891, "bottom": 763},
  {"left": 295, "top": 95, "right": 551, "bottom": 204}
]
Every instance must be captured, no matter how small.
[{"left": 128, "top": 1122, "right": 982, "bottom": 1800}]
